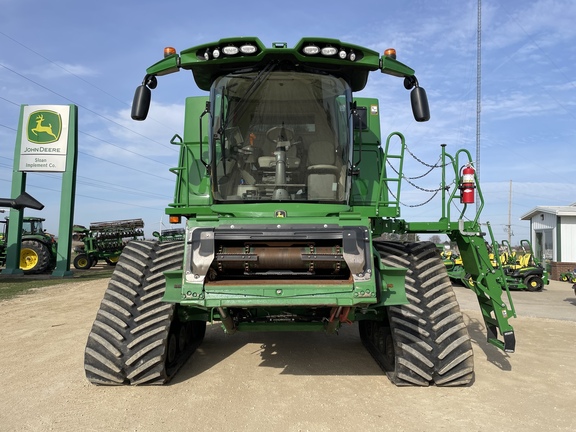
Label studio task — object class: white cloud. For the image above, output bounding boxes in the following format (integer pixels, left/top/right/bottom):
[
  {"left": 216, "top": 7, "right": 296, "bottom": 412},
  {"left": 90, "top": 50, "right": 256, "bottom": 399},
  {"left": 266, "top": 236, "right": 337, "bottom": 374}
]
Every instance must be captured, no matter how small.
[
  {"left": 485, "top": 0, "right": 576, "bottom": 51},
  {"left": 482, "top": 91, "right": 558, "bottom": 120},
  {"left": 26, "top": 62, "right": 99, "bottom": 80},
  {"left": 103, "top": 103, "right": 185, "bottom": 157}
]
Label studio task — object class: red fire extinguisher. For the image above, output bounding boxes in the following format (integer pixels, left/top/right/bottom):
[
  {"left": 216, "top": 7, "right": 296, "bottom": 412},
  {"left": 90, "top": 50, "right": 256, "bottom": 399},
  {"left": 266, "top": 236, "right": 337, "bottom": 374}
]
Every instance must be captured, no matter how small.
[{"left": 460, "top": 164, "right": 475, "bottom": 204}]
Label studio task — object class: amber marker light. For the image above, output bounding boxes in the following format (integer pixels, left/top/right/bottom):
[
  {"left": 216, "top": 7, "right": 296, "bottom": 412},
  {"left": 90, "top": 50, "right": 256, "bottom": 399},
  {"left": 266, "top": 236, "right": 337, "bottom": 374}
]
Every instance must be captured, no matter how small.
[
  {"left": 164, "top": 46, "right": 177, "bottom": 57},
  {"left": 169, "top": 215, "right": 181, "bottom": 224},
  {"left": 384, "top": 48, "right": 397, "bottom": 59}
]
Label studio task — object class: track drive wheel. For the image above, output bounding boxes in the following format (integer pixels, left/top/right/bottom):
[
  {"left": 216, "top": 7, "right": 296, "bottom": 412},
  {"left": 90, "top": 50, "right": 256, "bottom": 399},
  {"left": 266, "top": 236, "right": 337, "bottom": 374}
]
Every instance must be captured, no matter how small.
[
  {"left": 84, "top": 240, "right": 205, "bottom": 385},
  {"left": 361, "top": 241, "right": 474, "bottom": 387},
  {"left": 20, "top": 240, "right": 51, "bottom": 274}
]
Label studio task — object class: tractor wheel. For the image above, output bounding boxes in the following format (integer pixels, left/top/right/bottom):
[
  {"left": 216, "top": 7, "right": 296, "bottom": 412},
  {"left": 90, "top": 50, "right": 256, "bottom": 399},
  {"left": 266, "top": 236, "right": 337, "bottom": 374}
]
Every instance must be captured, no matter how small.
[
  {"left": 560, "top": 274, "right": 568, "bottom": 282},
  {"left": 84, "top": 240, "right": 205, "bottom": 385},
  {"left": 571, "top": 276, "right": 576, "bottom": 284},
  {"left": 361, "top": 240, "right": 474, "bottom": 387},
  {"left": 20, "top": 240, "right": 51, "bottom": 274},
  {"left": 73, "top": 254, "right": 93, "bottom": 270},
  {"left": 524, "top": 275, "right": 544, "bottom": 292},
  {"left": 104, "top": 256, "right": 119, "bottom": 266}
]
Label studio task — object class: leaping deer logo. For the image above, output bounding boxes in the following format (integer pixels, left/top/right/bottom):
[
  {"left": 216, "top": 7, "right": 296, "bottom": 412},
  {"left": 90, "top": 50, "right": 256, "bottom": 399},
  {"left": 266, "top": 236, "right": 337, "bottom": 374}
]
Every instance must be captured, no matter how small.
[{"left": 31, "top": 114, "right": 57, "bottom": 140}]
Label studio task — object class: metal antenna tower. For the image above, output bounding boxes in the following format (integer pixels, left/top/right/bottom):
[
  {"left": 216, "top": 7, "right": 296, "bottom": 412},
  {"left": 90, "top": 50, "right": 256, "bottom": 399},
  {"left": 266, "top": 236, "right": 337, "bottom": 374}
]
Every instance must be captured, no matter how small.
[{"left": 476, "top": 0, "right": 482, "bottom": 210}]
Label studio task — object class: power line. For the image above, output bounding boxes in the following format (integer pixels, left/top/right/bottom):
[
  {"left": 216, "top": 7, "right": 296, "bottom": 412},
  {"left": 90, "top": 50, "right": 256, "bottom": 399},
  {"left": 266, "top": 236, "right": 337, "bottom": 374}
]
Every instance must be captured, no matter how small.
[
  {"left": 0, "top": 156, "right": 172, "bottom": 200},
  {"left": 1, "top": 93, "right": 175, "bottom": 176},
  {"left": 78, "top": 130, "right": 174, "bottom": 168},
  {"left": 0, "top": 61, "right": 178, "bottom": 153},
  {"left": 0, "top": 123, "right": 17, "bottom": 132},
  {"left": 1, "top": 104, "right": 174, "bottom": 173},
  {"left": 0, "top": 95, "right": 20, "bottom": 107},
  {"left": 0, "top": 177, "right": 170, "bottom": 211},
  {"left": 0, "top": 31, "right": 184, "bottom": 143},
  {"left": 0, "top": 30, "right": 130, "bottom": 107}
]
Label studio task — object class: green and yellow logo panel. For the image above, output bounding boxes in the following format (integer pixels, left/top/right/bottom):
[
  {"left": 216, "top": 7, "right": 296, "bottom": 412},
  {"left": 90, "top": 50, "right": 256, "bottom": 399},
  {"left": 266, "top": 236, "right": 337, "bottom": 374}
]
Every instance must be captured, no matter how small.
[
  {"left": 19, "top": 105, "right": 71, "bottom": 172},
  {"left": 26, "top": 110, "right": 62, "bottom": 144}
]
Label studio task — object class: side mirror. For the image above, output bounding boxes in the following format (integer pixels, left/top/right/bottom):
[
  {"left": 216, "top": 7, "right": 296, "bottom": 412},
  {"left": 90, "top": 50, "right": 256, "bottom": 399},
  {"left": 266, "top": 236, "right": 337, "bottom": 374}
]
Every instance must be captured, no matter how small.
[
  {"left": 131, "top": 85, "right": 151, "bottom": 121},
  {"left": 410, "top": 86, "right": 430, "bottom": 122}
]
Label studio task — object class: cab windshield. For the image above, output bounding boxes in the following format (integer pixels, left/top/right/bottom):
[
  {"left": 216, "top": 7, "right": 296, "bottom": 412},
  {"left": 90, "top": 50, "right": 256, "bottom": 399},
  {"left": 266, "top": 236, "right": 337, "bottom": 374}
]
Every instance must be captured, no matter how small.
[{"left": 210, "top": 70, "right": 352, "bottom": 203}]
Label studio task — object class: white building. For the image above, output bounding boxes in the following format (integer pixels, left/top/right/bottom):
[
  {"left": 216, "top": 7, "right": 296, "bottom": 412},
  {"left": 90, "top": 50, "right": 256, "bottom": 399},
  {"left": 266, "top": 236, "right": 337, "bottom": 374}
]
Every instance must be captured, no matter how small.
[{"left": 520, "top": 203, "right": 576, "bottom": 279}]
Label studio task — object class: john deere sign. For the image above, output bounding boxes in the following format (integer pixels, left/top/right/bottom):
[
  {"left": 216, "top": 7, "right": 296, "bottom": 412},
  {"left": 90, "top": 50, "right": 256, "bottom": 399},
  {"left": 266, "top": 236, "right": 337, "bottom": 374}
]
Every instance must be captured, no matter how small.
[
  {"left": 4, "top": 104, "right": 78, "bottom": 277},
  {"left": 19, "top": 105, "right": 70, "bottom": 172}
]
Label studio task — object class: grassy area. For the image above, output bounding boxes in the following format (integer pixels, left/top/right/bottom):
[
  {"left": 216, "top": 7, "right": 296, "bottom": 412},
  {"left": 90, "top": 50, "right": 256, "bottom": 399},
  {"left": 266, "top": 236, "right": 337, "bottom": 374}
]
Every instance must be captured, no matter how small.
[{"left": 0, "top": 267, "right": 114, "bottom": 301}]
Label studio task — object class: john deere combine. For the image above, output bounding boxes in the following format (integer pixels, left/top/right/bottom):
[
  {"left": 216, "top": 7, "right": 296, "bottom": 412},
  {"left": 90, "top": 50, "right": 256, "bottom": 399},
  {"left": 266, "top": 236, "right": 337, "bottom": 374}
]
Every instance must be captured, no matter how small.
[{"left": 84, "top": 37, "right": 516, "bottom": 387}]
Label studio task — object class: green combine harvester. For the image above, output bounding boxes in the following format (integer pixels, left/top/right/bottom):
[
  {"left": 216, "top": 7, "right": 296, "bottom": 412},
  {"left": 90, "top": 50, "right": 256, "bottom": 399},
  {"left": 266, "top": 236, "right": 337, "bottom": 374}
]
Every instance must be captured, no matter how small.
[{"left": 84, "top": 37, "right": 516, "bottom": 387}]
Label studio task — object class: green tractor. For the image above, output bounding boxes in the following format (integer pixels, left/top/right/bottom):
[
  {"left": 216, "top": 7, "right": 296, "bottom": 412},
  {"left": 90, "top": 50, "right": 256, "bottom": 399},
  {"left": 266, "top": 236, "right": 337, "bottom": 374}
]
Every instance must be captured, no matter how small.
[
  {"left": 0, "top": 217, "right": 57, "bottom": 274},
  {"left": 84, "top": 37, "right": 516, "bottom": 387}
]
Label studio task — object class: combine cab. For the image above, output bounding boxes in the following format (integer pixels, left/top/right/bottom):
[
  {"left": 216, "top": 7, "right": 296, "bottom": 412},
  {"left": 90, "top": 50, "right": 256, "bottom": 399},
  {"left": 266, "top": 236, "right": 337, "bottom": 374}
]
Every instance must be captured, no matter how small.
[
  {"left": 73, "top": 219, "right": 144, "bottom": 269},
  {"left": 84, "top": 37, "right": 516, "bottom": 387}
]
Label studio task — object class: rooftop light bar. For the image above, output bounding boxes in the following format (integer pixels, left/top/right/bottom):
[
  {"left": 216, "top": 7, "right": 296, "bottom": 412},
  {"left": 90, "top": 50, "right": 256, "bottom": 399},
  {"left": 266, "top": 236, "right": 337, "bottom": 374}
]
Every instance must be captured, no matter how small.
[
  {"left": 197, "top": 41, "right": 260, "bottom": 61},
  {"left": 300, "top": 41, "right": 361, "bottom": 62}
]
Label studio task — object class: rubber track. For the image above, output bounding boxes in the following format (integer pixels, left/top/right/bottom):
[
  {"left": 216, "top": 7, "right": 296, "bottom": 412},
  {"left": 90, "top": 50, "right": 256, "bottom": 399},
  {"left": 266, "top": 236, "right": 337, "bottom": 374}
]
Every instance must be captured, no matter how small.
[
  {"left": 371, "top": 241, "right": 474, "bottom": 386},
  {"left": 84, "top": 240, "right": 189, "bottom": 385}
]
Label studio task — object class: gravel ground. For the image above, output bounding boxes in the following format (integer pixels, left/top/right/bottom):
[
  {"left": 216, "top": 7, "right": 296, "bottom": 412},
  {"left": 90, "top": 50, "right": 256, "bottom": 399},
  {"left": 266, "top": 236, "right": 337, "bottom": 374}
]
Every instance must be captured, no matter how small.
[{"left": 0, "top": 275, "right": 574, "bottom": 432}]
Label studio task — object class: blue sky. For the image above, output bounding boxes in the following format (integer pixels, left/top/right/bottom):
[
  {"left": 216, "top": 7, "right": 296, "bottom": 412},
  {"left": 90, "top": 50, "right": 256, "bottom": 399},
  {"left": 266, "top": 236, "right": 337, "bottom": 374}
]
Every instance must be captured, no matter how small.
[{"left": 1, "top": 0, "right": 575, "bottom": 243}]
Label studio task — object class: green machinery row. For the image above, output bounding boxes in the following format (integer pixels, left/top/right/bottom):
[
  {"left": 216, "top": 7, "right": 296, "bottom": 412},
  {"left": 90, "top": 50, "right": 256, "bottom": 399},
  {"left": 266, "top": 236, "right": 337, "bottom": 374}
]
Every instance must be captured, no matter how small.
[
  {"left": 443, "top": 239, "right": 550, "bottom": 291},
  {"left": 72, "top": 219, "right": 145, "bottom": 269},
  {"left": 0, "top": 216, "right": 144, "bottom": 273}
]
